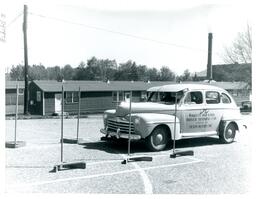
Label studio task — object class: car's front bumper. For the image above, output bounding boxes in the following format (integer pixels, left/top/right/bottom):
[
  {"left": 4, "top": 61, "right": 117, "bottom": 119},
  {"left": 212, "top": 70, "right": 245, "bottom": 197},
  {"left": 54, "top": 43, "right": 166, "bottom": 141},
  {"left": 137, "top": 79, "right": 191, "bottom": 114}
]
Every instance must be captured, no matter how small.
[{"left": 100, "top": 129, "right": 141, "bottom": 140}]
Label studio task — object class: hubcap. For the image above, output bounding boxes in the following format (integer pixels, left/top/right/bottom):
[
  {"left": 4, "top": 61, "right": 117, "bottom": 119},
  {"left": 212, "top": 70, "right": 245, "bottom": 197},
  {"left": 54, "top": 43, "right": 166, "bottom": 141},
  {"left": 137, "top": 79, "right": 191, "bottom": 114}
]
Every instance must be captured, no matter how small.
[
  {"left": 154, "top": 134, "right": 163, "bottom": 145},
  {"left": 226, "top": 129, "right": 233, "bottom": 138}
]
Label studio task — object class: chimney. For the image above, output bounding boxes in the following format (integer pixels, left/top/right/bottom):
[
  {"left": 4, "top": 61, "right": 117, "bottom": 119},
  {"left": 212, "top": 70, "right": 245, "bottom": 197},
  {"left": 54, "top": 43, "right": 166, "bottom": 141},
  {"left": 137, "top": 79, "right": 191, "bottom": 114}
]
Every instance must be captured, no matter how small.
[{"left": 207, "top": 33, "right": 213, "bottom": 80}]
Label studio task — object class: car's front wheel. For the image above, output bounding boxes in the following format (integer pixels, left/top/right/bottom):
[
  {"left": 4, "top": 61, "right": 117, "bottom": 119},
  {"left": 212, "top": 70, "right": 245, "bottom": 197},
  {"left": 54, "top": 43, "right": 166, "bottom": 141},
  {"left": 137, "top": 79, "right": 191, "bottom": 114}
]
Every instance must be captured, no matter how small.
[
  {"left": 146, "top": 126, "right": 170, "bottom": 151},
  {"left": 219, "top": 123, "right": 236, "bottom": 143}
]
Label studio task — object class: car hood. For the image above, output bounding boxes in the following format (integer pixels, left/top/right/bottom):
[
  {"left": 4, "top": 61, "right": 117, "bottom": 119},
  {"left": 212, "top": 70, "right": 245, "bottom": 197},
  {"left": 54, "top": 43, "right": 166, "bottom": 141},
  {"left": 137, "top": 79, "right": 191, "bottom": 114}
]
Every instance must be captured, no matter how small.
[{"left": 116, "top": 102, "right": 175, "bottom": 117}]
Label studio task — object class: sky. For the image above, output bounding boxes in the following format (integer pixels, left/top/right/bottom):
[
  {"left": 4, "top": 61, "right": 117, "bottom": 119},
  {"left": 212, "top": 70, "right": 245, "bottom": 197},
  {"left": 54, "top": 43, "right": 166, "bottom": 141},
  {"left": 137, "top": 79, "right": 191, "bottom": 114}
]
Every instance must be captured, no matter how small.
[{"left": 0, "top": 0, "right": 253, "bottom": 75}]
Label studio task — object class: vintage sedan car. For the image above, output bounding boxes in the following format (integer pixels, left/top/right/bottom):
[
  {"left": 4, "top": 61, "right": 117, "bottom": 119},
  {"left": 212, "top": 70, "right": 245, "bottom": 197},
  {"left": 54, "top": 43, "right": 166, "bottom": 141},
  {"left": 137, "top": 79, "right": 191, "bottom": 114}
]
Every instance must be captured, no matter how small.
[
  {"left": 100, "top": 83, "right": 244, "bottom": 151},
  {"left": 240, "top": 100, "right": 252, "bottom": 112}
]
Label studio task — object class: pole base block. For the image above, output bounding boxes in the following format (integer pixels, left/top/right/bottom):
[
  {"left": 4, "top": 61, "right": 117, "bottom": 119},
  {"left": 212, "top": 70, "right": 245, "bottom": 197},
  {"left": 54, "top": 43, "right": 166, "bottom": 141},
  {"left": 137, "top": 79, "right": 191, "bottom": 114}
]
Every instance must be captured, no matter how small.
[
  {"left": 51, "top": 161, "right": 86, "bottom": 172},
  {"left": 121, "top": 156, "right": 153, "bottom": 164},
  {"left": 5, "top": 141, "right": 26, "bottom": 148},
  {"left": 60, "top": 138, "right": 84, "bottom": 144},
  {"left": 170, "top": 150, "right": 194, "bottom": 158}
]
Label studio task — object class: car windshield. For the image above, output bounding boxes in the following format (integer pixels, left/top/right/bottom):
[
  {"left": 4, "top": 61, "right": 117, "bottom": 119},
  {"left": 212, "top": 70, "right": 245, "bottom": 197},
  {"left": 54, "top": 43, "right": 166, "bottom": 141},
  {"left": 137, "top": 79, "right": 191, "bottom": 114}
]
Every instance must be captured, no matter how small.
[{"left": 147, "top": 91, "right": 184, "bottom": 104}]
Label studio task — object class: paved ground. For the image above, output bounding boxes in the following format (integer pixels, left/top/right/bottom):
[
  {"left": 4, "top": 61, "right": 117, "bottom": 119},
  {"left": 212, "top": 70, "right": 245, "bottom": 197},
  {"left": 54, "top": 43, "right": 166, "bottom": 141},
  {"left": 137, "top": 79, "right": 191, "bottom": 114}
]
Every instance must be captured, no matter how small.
[{"left": 5, "top": 113, "right": 255, "bottom": 194}]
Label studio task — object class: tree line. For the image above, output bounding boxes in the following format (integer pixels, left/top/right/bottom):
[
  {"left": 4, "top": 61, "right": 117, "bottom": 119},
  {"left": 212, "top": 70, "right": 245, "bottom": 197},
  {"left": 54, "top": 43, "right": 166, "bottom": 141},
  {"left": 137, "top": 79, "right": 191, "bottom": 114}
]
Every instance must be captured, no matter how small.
[
  {"left": 7, "top": 56, "right": 197, "bottom": 82},
  {"left": 7, "top": 56, "right": 251, "bottom": 85}
]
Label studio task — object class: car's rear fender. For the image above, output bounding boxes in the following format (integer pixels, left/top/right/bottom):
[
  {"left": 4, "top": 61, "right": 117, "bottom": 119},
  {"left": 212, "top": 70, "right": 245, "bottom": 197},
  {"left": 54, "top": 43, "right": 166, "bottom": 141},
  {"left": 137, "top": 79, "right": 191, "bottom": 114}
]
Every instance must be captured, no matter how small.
[
  {"left": 219, "top": 110, "right": 244, "bottom": 134},
  {"left": 219, "top": 120, "right": 240, "bottom": 135}
]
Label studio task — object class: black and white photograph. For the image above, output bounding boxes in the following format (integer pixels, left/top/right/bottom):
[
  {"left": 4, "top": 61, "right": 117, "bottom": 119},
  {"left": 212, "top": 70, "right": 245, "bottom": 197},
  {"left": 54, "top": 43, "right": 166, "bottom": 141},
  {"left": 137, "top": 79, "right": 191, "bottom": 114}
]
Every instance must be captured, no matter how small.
[{"left": 1, "top": 0, "right": 255, "bottom": 196}]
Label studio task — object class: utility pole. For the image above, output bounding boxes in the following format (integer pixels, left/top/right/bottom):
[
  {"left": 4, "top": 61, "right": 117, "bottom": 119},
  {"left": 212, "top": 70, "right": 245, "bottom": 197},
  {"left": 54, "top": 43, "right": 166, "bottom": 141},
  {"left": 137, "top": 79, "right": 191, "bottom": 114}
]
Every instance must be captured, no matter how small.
[
  {"left": 207, "top": 33, "right": 213, "bottom": 80},
  {"left": 23, "top": 5, "right": 29, "bottom": 115}
]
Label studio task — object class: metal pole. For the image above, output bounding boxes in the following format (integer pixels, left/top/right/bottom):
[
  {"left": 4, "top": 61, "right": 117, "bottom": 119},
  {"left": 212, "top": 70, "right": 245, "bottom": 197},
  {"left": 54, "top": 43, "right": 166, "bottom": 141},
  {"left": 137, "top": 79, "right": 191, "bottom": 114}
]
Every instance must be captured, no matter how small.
[
  {"left": 23, "top": 4, "right": 29, "bottom": 115},
  {"left": 14, "top": 84, "right": 19, "bottom": 145},
  {"left": 128, "top": 91, "right": 132, "bottom": 156},
  {"left": 170, "top": 90, "right": 194, "bottom": 158},
  {"left": 76, "top": 87, "right": 81, "bottom": 141},
  {"left": 121, "top": 90, "right": 153, "bottom": 164},
  {"left": 207, "top": 33, "right": 213, "bottom": 80},
  {"left": 173, "top": 92, "right": 178, "bottom": 155},
  {"left": 61, "top": 84, "right": 64, "bottom": 163}
]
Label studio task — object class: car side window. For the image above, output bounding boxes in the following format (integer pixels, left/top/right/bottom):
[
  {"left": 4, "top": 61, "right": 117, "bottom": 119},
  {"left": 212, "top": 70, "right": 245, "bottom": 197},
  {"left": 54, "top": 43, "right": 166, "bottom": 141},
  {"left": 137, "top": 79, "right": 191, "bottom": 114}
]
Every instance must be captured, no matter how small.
[
  {"left": 206, "top": 91, "right": 220, "bottom": 104},
  {"left": 221, "top": 93, "right": 231, "bottom": 104},
  {"left": 184, "top": 91, "right": 203, "bottom": 104}
]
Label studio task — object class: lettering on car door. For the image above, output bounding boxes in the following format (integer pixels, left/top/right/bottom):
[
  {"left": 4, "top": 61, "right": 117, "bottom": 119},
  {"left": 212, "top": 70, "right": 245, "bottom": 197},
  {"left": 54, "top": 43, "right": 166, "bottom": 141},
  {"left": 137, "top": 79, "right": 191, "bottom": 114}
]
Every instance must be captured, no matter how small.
[{"left": 180, "top": 91, "right": 206, "bottom": 133}]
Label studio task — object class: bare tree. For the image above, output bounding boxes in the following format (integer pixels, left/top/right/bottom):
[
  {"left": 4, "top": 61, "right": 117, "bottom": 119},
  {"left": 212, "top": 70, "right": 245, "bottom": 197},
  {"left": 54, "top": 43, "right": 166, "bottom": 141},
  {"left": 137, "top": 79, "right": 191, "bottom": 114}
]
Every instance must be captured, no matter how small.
[{"left": 223, "top": 24, "right": 252, "bottom": 64}]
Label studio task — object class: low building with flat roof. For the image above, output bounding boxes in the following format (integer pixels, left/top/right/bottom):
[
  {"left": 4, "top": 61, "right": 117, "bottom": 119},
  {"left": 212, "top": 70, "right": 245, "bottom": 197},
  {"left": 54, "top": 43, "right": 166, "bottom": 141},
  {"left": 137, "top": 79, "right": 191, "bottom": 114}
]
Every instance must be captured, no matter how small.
[
  {"left": 5, "top": 80, "right": 251, "bottom": 115},
  {"left": 28, "top": 80, "right": 174, "bottom": 115}
]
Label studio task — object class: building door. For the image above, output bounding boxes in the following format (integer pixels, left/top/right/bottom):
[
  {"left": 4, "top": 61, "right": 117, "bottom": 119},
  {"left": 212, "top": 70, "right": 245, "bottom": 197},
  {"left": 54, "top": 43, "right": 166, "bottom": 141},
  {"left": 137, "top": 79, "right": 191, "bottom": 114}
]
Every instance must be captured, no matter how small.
[{"left": 55, "top": 93, "right": 62, "bottom": 113}]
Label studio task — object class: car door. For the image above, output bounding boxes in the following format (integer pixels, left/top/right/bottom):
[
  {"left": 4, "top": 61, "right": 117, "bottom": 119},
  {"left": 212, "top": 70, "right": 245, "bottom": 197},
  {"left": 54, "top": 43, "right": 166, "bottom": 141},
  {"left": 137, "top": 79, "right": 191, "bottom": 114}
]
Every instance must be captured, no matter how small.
[
  {"left": 179, "top": 91, "right": 206, "bottom": 134},
  {"left": 203, "top": 90, "right": 223, "bottom": 132}
]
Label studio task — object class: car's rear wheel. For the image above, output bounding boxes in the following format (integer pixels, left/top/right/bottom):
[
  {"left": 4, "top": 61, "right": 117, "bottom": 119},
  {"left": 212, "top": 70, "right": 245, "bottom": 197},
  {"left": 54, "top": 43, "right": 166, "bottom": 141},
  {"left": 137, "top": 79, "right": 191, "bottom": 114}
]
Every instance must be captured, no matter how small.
[
  {"left": 219, "top": 123, "right": 236, "bottom": 143},
  {"left": 146, "top": 126, "right": 170, "bottom": 151}
]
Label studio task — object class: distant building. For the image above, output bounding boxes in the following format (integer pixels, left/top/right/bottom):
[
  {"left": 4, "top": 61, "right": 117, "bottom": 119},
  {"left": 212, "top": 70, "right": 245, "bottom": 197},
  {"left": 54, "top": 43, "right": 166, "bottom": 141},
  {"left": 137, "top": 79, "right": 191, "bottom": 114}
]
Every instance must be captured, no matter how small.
[
  {"left": 5, "top": 80, "right": 251, "bottom": 116},
  {"left": 195, "top": 63, "right": 252, "bottom": 105},
  {"left": 196, "top": 63, "right": 252, "bottom": 83},
  {"left": 5, "top": 81, "right": 25, "bottom": 115},
  {"left": 194, "top": 70, "right": 207, "bottom": 81},
  {"left": 28, "top": 80, "right": 174, "bottom": 115},
  {"left": 206, "top": 81, "right": 251, "bottom": 106}
]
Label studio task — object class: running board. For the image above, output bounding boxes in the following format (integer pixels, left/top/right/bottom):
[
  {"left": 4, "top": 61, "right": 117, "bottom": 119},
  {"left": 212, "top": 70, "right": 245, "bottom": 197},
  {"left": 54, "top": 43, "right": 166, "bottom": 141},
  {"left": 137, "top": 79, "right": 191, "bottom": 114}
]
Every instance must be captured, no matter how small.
[{"left": 181, "top": 131, "right": 217, "bottom": 139}]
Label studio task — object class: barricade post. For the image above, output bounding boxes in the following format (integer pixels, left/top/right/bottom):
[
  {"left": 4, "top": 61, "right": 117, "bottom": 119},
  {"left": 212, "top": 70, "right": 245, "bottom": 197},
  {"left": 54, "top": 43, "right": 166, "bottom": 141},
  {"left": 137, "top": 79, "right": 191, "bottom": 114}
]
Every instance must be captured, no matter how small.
[
  {"left": 170, "top": 91, "right": 194, "bottom": 158},
  {"left": 6, "top": 83, "right": 26, "bottom": 148},
  {"left": 62, "top": 86, "right": 83, "bottom": 144},
  {"left": 122, "top": 91, "right": 153, "bottom": 164},
  {"left": 53, "top": 83, "right": 86, "bottom": 172}
]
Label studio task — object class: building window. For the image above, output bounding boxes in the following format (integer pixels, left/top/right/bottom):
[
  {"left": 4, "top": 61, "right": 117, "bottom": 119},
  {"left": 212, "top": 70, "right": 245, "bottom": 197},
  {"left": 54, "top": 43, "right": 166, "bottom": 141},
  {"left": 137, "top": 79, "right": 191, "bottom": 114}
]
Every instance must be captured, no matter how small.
[
  {"left": 206, "top": 91, "right": 220, "bottom": 104},
  {"left": 229, "top": 90, "right": 238, "bottom": 96},
  {"left": 112, "top": 91, "right": 124, "bottom": 102},
  {"left": 73, "top": 92, "right": 79, "bottom": 103},
  {"left": 112, "top": 91, "right": 117, "bottom": 102},
  {"left": 36, "top": 91, "right": 41, "bottom": 102},
  {"left": 66, "top": 91, "right": 79, "bottom": 103},
  {"left": 18, "top": 88, "right": 24, "bottom": 95},
  {"left": 141, "top": 91, "right": 147, "bottom": 101}
]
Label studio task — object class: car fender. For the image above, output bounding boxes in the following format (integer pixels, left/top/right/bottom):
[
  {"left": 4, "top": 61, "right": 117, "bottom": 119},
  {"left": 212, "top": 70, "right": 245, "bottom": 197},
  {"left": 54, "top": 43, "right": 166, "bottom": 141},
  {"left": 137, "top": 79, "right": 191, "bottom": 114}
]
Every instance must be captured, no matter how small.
[
  {"left": 219, "top": 109, "right": 244, "bottom": 134},
  {"left": 131, "top": 113, "right": 181, "bottom": 139},
  {"left": 221, "top": 108, "right": 241, "bottom": 121}
]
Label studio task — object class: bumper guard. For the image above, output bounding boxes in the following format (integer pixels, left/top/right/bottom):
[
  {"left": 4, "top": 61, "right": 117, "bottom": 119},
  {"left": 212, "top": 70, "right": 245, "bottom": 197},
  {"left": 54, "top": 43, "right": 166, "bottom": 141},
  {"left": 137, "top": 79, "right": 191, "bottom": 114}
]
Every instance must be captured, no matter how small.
[{"left": 100, "top": 129, "right": 141, "bottom": 140}]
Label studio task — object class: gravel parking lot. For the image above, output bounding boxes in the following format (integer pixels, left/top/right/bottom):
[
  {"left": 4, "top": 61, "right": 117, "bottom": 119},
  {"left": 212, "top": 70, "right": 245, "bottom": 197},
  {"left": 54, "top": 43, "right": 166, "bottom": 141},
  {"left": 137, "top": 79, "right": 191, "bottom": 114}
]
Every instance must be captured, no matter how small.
[{"left": 5, "top": 113, "right": 255, "bottom": 194}]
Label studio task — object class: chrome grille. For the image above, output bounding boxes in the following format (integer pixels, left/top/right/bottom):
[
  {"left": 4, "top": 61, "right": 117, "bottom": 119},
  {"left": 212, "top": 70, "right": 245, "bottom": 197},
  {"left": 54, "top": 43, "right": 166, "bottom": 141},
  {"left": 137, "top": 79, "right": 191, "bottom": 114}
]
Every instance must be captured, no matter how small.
[{"left": 107, "top": 118, "right": 134, "bottom": 134}]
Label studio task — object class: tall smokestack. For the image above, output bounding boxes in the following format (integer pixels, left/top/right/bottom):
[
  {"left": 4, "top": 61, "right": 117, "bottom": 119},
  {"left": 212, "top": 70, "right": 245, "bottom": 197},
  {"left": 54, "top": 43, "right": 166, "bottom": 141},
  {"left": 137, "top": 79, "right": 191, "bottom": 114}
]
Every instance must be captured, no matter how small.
[{"left": 207, "top": 33, "right": 213, "bottom": 80}]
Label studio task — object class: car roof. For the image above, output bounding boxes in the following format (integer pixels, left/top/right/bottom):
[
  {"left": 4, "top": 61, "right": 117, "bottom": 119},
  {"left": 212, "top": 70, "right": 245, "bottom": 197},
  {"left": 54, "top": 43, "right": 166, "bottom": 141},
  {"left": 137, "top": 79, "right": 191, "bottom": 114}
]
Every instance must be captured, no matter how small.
[
  {"left": 147, "top": 83, "right": 226, "bottom": 92},
  {"left": 147, "top": 86, "right": 162, "bottom": 92}
]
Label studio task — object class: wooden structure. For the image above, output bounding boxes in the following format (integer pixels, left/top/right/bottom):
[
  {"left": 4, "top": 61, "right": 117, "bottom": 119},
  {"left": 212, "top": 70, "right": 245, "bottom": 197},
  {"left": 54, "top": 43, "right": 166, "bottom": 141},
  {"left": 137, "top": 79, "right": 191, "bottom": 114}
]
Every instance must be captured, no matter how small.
[{"left": 28, "top": 80, "right": 173, "bottom": 115}]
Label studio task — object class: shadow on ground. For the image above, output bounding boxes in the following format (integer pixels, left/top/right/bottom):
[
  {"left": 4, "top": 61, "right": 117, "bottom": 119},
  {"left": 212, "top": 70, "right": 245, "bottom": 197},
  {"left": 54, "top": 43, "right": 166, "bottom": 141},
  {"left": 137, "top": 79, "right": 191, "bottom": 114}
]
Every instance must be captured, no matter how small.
[
  {"left": 80, "top": 139, "right": 147, "bottom": 154},
  {"left": 79, "top": 137, "right": 226, "bottom": 154}
]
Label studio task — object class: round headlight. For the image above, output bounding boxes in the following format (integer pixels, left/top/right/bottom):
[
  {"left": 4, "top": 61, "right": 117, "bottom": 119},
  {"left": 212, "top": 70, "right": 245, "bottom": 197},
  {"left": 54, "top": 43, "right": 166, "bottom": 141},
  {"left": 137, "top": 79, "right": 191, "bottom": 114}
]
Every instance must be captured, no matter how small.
[
  {"left": 103, "top": 113, "right": 108, "bottom": 119},
  {"left": 134, "top": 118, "right": 140, "bottom": 124}
]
